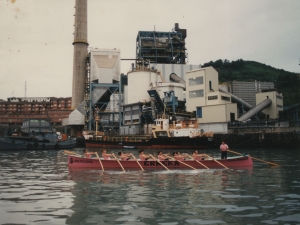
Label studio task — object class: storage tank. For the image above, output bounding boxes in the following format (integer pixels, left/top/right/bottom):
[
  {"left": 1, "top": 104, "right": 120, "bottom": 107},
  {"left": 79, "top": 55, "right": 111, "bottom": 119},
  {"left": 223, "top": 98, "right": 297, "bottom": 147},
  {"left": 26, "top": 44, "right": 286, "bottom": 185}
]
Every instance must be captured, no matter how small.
[
  {"left": 127, "top": 70, "right": 163, "bottom": 104},
  {"left": 126, "top": 59, "right": 185, "bottom": 104},
  {"left": 152, "top": 82, "right": 185, "bottom": 101}
]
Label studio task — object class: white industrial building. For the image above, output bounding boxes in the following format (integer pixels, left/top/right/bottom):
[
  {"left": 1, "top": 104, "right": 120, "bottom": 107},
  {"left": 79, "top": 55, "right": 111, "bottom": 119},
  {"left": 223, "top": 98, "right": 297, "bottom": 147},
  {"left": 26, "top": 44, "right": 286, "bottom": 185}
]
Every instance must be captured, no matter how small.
[
  {"left": 64, "top": 49, "right": 121, "bottom": 129},
  {"left": 185, "top": 67, "right": 238, "bottom": 133},
  {"left": 256, "top": 91, "right": 283, "bottom": 119}
]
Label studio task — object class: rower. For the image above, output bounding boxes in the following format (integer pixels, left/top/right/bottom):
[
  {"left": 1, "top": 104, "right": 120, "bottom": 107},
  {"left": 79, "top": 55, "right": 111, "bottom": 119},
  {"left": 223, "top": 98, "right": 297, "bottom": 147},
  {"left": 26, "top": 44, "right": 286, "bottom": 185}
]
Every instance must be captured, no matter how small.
[
  {"left": 102, "top": 149, "right": 115, "bottom": 160},
  {"left": 173, "top": 152, "right": 186, "bottom": 161},
  {"left": 157, "top": 151, "right": 170, "bottom": 161},
  {"left": 118, "top": 152, "right": 132, "bottom": 161},
  {"left": 83, "top": 149, "right": 97, "bottom": 159},
  {"left": 192, "top": 150, "right": 206, "bottom": 160},
  {"left": 139, "top": 149, "right": 151, "bottom": 161}
]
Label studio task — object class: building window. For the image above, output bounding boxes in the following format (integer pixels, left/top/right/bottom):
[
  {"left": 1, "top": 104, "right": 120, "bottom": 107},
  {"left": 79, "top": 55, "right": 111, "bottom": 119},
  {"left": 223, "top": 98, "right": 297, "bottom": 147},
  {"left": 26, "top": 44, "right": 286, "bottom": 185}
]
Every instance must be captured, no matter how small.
[
  {"left": 276, "top": 95, "right": 283, "bottom": 100},
  {"left": 208, "top": 95, "right": 218, "bottom": 100},
  {"left": 189, "top": 76, "right": 203, "bottom": 86},
  {"left": 132, "top": 109, "right": 139, "bottom": 115},
  {"left": 221, "top": 96, "right": 231, "bottom": 101},
  {"left": 189, "top": 90, "right": 204, "bottom": 98},
  {"left": 277, "top": 104, "right": 283, "bottom": 108},
  {"left": 196, "top": 107, "right": 202, "bottom": 118}
]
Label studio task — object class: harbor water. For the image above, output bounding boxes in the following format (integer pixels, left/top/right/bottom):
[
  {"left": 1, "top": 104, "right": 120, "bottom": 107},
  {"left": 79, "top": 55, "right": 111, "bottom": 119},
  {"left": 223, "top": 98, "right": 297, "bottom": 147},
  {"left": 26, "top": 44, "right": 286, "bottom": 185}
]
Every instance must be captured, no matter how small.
[{"left": 0, "top": 148, "right": 300, "bottom": 225}]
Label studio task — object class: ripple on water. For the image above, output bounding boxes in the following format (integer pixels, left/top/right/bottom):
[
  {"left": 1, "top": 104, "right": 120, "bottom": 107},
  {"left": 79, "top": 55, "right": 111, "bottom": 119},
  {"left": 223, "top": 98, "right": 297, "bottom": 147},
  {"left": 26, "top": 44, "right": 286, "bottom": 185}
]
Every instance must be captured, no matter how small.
[
  {"left": 271, "top": 213, "right": 300, "bottom": 223},
  {"left": 196, "top": 204, "right": 258, "bottom": 212},
  {"left": 1, "top": 148, "right": 300, "bottom": 225},
  {"left": 185, "top": 219, "right": 226, "bottom": 224}
]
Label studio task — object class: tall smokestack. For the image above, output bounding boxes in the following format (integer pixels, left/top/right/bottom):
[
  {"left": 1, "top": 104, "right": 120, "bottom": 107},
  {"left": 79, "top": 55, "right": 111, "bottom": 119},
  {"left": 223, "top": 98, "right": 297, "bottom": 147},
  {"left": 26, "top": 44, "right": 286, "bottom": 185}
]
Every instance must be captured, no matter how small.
[{"left": 71, "top": 0, "right": 88, "bottom": 109}]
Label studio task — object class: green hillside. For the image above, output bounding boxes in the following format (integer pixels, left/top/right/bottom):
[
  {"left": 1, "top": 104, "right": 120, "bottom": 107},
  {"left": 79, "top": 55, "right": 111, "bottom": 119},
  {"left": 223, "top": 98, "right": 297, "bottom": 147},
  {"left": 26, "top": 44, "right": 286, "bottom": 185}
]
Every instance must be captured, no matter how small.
[{"left": 202, "top": 59, "right": 300, "bottom": 106}]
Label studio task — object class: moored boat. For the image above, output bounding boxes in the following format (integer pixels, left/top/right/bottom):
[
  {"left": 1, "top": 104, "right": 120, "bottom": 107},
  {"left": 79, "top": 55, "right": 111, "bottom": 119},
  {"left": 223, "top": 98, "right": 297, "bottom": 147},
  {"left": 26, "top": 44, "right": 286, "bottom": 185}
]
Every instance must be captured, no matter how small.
[
  {"left": 67, "top": 155, "right": 253, "bottom": 170},
  {"left": 123, "top": 146, "right": 136, "bottom": 149},
  {"left": 0, "top": 119, "right": 77, "bottom": 150},
  {"left": 84, "top": 118, "right": 214, "bottom": 149},
  {"left": 0, "top": 132, "right": 77, "bottom": 150}
]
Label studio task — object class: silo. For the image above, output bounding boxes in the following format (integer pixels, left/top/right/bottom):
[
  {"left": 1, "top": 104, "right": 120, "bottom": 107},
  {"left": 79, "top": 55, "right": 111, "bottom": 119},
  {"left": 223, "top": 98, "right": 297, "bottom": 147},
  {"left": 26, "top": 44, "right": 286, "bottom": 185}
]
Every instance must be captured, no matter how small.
[{"left": 126, "top": 70, "right": 163, "bottom": 104}]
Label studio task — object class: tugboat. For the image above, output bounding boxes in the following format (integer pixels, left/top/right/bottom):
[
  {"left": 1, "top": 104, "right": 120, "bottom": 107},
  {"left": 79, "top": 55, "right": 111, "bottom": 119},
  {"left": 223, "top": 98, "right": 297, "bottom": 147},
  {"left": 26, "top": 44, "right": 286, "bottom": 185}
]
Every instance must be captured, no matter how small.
[
  {"left": 84, "top": 118, "right": 213, "bottom": 149},
  {"left": 0, "top": 119, "right": 76, "bottom": 150}
]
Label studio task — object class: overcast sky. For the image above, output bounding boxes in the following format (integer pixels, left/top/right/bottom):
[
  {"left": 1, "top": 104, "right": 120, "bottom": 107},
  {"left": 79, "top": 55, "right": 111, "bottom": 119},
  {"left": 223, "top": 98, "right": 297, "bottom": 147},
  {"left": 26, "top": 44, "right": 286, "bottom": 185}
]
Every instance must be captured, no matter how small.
[{"left": 1, "top": 0, "right": 299, "bottom": 100}]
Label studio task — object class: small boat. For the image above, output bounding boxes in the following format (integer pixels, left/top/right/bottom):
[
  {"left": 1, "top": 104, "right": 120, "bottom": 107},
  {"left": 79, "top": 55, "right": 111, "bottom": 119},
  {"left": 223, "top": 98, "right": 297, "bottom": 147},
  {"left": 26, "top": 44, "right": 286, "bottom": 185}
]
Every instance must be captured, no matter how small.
[
  {"left": 67, "top": 155, "right": 253, "bottom": 170},
  {"left": 123, "top": 146, "right": 136, "bottom": 149},
  {"left": 0, "top": 119, "right": 77, "bottom": 150},
  {"left": 0, "top": 132, "right": 77, "bottom": 150}
]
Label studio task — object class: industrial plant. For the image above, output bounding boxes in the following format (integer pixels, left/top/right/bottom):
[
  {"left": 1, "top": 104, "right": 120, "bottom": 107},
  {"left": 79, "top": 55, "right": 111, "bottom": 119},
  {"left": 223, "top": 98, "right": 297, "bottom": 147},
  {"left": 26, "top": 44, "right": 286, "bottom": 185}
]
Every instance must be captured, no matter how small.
[{"left": 1, "top": 0, "right": 299, "bottom": 148}]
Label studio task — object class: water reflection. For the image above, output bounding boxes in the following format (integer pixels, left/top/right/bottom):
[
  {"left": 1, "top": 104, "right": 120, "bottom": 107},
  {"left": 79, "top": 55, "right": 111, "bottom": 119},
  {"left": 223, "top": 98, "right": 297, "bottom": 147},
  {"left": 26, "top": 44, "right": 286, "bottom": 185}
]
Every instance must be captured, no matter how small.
[{"left": 0, "top": 148, "right": 300, "bottom": 224}]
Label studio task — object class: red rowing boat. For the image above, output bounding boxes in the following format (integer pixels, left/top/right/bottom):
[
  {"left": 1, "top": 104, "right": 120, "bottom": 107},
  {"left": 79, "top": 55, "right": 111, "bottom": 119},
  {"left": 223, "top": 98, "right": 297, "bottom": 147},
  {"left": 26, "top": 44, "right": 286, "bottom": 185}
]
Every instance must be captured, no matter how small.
[{"left": 67, "top": 155, "right": 253, "bottom": 170}]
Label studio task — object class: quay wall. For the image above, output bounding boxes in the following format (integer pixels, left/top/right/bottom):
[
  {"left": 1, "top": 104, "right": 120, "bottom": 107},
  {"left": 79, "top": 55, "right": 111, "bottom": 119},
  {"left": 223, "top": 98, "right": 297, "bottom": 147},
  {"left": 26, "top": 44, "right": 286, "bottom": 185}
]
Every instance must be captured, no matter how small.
[{"left": 213, "top": 126, "right": 300, "bottom": 148}]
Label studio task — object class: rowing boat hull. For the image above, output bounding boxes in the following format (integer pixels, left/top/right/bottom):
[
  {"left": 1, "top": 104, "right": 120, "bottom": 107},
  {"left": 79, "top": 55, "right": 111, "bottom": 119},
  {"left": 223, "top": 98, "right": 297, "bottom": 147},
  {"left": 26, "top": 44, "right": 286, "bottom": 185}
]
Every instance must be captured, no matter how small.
[{"left": 67, "top": 155, "right": 253, "bottom": 170}]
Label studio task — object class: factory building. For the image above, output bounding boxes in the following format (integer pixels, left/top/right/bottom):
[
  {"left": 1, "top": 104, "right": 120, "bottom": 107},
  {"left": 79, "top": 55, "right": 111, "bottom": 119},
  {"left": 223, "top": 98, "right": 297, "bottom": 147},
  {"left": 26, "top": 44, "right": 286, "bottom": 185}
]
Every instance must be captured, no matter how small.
[
  {"left": 0, "top": 97, "right": 72, "bottom": 126},
  {"left": 185, "top": 67, "right": 237, "bottom": 133},
  {"left": 136, "top": 23, "right": 187, "bottom": 64},
  {"left": 64, "top": 48, "right": 121, "bottom": 134},
  {"left": 230, "top": 80, "right": 274, "bottom": 106},
  {"left": 256, "top": 90, "right": 283, "bottom": 119}
]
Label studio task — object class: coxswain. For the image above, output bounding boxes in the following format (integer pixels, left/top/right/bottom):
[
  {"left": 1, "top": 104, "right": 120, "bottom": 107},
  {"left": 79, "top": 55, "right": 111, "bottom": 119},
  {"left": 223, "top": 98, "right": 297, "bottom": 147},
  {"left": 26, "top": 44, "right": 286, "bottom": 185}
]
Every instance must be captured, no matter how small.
[{"left": 220, "top": 141, "right": 229, "bottom": 159}]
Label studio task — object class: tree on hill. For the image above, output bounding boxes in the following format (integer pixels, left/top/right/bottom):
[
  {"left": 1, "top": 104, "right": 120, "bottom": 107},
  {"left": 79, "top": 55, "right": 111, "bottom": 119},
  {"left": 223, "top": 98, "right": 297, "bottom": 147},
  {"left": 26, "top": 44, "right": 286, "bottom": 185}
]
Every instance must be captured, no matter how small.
[{"left": 201, "top": 59, "right": 299, "bottom": 106}]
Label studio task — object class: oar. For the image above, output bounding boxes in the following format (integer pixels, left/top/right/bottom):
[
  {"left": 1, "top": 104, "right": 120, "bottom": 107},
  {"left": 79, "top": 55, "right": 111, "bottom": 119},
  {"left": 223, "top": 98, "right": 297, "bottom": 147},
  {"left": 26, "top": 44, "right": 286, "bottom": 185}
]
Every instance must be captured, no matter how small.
[
  {"left": 64, "top": 150, "right": 82, "bottom": 156},
  {"left": 149, "top": 154, "right": 169, "bottom": 171},
  {"left": 204, "top": 154, "right": 229, "bottom": 169},
  {"left": 186, "top": 155, "right": 209, "bottom": 169},
  {"left": 227, "top": 149, "right": 280, "bottom": 166},
  {"left": 168, "top": 156, "right": 197, "bottom": 170},
  {"left": 95, "top": 153, "right": 105, "bottom": 171},
  {"left": 131, "top": 154, "right": 144, "bottom": 171},
  {"left": 112, "top": 154, "right": 125, "bottom": 172}
]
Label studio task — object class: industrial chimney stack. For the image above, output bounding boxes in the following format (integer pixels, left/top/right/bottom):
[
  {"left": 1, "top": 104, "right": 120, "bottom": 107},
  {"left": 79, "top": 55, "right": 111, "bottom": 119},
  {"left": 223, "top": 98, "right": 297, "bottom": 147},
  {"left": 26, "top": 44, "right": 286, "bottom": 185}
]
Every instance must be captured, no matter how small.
[{"left": 71, "top": 0, "right": 88, "bottom": 109}]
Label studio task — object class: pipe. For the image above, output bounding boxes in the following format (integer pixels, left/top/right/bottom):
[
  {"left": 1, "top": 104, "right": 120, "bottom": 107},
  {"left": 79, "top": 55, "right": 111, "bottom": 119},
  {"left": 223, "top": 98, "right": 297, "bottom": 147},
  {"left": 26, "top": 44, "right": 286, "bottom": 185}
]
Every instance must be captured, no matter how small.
[
  {"left": 238, "top": 98, "right": 272, "bottom": 122},
  {"left": 170, "top": 72, "right": 268, "bottom": 120},
  {"left": 170, "top": 73, "right": 186, "bottom": 86},
  {"left": 151, "top": 97, "right": 156, "bottom": 119},
  {"left": 219, "top": 88, "right": 253, "bottom": 110}
]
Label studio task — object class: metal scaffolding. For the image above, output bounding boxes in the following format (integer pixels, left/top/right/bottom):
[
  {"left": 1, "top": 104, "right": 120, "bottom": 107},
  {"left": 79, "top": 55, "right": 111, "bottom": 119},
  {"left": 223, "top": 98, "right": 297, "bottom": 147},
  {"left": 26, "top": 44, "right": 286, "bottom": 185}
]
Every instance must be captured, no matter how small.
[
  {"left": 83, "top": 50, "right": 122, "bottom": 134},
  {"left": 136, "top": 24, "right": 187, "bottom": 64}
]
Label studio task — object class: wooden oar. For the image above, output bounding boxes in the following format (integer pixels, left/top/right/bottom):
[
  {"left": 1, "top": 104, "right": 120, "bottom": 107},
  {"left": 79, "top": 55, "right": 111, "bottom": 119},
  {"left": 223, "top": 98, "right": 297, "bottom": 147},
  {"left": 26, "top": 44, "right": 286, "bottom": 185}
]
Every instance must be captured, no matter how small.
[
  {"left": 95, "top": 153, "right": 105, "bottom": 171},
  {"left": 64, "top": 150, "right": 82, "bottom": 156},
  {"left": 227, "top": 149, "right": 280, "bottom": 166},
  {"left": 186, "top": 155, "right": 209, "bottom": 169},
  {"left": 168, "top": 156, "right": 197, "bottom": 170},
  {"left": 149, "top": 154, "right": 169, "bottom": 171},
  {"left": 204, "top": 154, "right": 229, "bottom": 169},
  {"left": 112, "top": 155, "right": 125, "bottom": 172},
  {"left": 131, "top": 154, "right": 144, "bottom": 171}
]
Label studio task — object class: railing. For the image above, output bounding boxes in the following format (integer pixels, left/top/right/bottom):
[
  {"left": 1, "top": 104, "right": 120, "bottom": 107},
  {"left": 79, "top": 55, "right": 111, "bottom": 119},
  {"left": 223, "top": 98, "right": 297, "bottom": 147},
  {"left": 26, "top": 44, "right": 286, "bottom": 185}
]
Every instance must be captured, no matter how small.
[
  {"left": 228, "top": 120, "right": 300, "bottom": 134},
  {"left": 93, "top": 135, "right": 152, "bottom": 143}
]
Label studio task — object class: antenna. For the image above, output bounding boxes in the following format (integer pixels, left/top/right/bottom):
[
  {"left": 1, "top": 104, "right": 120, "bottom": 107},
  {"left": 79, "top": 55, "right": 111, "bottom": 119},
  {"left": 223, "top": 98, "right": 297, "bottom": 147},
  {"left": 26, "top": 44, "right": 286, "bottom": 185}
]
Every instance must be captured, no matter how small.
[{"left": 25, "top": 81, "right": 27, "bottom": 97}]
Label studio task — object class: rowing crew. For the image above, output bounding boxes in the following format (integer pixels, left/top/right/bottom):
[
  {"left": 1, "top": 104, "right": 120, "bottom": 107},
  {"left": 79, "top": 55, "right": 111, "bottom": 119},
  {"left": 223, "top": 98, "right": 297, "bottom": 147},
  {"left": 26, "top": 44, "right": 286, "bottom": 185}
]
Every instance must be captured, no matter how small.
[{"left": 83, "top": 149, "right": 208, "bottom": 161}]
